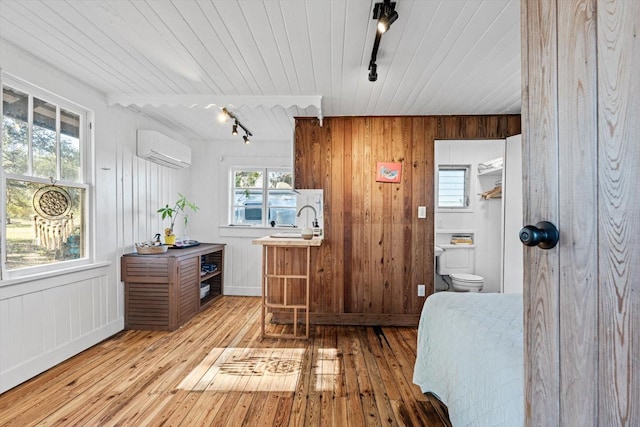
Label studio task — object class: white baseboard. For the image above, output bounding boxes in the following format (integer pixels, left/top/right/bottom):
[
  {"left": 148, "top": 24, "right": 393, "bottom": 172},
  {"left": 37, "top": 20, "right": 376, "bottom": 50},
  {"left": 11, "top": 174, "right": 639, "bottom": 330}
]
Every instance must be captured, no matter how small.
[{"left": 224, "top": 287, "right": 261, "bottom": 297}]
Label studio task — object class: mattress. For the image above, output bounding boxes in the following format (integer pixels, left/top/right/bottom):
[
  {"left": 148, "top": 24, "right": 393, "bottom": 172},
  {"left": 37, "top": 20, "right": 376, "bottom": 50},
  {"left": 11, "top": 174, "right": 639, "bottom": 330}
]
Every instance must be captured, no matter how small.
[{"left": 413, "top": 292, "right": 523, "bottom": 427}]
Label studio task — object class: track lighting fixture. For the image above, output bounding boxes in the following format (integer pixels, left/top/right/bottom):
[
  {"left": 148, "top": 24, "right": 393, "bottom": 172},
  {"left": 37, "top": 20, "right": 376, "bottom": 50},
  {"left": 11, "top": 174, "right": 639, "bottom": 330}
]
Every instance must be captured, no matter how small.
[
  {"left": 220, "top": 107, "right": 253, "bottom": 142},
  {"left": 368, "top": 0, "right": 398, "bottom": 82},
  {"left": 377, "top": 9, "right": 398, "bottom": 33}
]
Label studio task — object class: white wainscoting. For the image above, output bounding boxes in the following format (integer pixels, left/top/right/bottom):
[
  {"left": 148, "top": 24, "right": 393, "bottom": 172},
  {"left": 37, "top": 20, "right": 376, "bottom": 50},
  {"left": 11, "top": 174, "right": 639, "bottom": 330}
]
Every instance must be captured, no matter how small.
[
  {"left": 218, "top": 227, "right": 270, "bottom": 297},
  {"left": 0, "top": 42, "right": 193, "bottom": 393},
  {"left": 0, "top": 264, "right": 120, "bottom": 393}
]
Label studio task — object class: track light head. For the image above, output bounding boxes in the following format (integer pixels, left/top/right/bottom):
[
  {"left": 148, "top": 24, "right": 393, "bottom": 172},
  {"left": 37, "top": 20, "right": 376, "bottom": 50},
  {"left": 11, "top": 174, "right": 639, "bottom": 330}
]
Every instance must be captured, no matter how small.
[
  {"left": 218, "top": 108, "right": 230, "bottom": 123},
  {"left": 232, "top": 121, "right": 238, "bottom": 135},
  {"left": 368, "top": 62, "right": 378, "bottom": 82},
  {"left": 243, "top": 133, "right": 251, "bottom": 144},
  {"left": 377, "top": 10, "right": 398, "bottom": 33}
]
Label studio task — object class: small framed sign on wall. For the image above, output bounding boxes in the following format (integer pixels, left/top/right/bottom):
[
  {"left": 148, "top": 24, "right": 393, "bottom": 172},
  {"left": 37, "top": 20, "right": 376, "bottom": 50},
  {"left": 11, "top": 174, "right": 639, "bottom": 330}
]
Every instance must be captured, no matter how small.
[{"left": 376, "top": 162, "right": 402, "bottom": 183}]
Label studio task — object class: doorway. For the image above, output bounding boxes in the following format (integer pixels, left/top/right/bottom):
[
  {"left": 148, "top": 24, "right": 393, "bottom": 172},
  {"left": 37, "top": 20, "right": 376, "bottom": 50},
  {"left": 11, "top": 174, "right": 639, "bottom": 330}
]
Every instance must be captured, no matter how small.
[{"left": 434, "top": 137, "right": 523, "bottom": 293}]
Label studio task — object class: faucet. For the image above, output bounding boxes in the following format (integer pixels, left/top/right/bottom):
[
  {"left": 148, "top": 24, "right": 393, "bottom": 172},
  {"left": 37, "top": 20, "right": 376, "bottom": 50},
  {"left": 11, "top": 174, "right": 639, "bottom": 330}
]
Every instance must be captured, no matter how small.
[{"left": 297, "top": 205, "right": 319, "bottom": 228}]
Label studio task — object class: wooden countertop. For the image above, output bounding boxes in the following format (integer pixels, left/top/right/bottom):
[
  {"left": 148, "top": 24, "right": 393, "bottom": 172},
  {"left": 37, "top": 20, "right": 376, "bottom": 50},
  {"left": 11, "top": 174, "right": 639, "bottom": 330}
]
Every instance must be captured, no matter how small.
[
  {"left": 252, "top": 235, "right": 323, "bottom": 247},
  {"left": 123, "top": 242, "right": 226, "bottom": 258}
]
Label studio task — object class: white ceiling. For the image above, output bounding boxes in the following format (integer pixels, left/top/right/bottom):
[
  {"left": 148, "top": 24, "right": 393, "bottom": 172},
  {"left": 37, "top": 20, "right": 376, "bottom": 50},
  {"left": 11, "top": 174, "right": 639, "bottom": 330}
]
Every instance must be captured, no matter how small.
[{"left": 0, "top": 0, "right": 521, "bottom": 143}]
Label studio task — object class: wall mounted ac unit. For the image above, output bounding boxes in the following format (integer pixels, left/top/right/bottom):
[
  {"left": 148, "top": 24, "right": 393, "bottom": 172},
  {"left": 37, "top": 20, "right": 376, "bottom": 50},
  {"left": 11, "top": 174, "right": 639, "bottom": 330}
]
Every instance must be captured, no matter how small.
[{"left": 136, "top": 129, "right": 191, "bottom": 169}]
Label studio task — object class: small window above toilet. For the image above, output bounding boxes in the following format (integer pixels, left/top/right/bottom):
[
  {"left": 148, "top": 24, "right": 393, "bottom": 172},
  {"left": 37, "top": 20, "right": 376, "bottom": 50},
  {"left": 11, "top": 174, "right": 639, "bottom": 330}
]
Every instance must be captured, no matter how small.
[{"left": 437, "top": 165, "right": 471, "bottom": 209}]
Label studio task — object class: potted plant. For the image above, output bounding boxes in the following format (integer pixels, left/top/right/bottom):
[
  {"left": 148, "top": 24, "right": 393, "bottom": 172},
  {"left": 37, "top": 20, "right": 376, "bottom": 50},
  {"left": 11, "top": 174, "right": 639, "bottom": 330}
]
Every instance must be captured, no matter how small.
[{"left": 157, "top": 193, "right": 199, "bottom": 245}]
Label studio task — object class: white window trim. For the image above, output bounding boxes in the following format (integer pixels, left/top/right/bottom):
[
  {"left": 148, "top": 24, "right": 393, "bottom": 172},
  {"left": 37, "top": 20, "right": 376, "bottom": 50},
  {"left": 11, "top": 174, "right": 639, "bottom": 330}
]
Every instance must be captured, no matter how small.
[
  {"left": 1, "top": 73, "right": 95, "bottom": 280},
  {"left": 436, "top": 164, "right": 472, "bottom": 212}
]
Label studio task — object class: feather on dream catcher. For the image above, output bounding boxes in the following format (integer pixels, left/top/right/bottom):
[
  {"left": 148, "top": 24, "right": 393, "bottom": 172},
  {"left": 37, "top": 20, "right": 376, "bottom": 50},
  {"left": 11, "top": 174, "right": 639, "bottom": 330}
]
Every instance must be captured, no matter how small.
[{"left": 32, "top": 183, "right": 74, "bottom": 251}]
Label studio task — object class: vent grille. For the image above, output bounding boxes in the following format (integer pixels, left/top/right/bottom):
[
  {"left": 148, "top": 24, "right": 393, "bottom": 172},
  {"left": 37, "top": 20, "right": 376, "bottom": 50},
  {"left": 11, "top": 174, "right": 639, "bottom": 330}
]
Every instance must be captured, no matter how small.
[{"left": 126, "top": 283, "right": 170, "bottom": 328}]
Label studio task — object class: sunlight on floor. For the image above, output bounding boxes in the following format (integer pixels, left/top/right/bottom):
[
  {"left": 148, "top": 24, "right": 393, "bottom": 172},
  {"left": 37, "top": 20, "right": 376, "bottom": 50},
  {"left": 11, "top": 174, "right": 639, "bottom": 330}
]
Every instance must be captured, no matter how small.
[
  {"left": 177, "top": 347, "right": 306, "bottom": 392},
  {"left": 315, "top": 348, "right": 340, "bottom": 391},
  {"left": 178, "top": 347, "right": 342, "bottom": 392}
]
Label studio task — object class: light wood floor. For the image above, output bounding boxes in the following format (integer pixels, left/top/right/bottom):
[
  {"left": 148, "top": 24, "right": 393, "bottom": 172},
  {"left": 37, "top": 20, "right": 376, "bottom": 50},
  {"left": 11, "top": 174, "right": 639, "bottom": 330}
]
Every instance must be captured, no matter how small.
[{"left": 0, "top": 296, "right": 450, "bottom": 426}]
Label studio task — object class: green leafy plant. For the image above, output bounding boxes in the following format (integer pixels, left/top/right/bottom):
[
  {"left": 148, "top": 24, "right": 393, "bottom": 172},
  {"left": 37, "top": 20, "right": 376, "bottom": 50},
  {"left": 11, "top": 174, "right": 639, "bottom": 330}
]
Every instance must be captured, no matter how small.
[{"left": 157, "top": 193, "right": 199, "bottom": 236}]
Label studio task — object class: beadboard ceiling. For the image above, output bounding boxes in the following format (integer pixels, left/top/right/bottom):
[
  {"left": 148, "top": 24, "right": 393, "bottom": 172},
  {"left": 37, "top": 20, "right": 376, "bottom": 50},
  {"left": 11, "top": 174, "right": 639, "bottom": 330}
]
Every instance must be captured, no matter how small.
[{"left": 0, "top": 0, "right": 521, "bottom": 143}]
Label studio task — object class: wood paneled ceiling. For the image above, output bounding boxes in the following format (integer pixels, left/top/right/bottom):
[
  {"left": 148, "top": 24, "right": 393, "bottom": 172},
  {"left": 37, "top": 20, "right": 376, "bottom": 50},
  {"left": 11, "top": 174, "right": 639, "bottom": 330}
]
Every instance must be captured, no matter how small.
[{"left": 0, "top": 0, "right": 520, "bottom": 142}]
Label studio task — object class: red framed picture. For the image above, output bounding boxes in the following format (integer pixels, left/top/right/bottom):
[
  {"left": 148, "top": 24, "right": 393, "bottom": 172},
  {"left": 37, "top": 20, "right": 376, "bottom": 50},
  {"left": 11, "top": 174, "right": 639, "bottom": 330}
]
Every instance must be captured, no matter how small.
[{"left": 376, "top": 162, "right": 402, "bottom": 183}]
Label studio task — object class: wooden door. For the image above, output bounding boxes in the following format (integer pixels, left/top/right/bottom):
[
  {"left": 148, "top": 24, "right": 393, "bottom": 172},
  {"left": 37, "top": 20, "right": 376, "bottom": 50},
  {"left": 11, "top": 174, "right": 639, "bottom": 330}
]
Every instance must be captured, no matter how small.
[
  {"left": 177, "top": 256, "right": 199, "bottom": 325},
  {"left": 522, "top": 0, "right": 639, "bottom": 425}
]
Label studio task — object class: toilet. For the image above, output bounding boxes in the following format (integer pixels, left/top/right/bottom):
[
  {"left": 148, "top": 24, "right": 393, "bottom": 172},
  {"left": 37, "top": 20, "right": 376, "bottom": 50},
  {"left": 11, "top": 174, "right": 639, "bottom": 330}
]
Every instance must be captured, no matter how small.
[
  {"left": 449, "top": 273, "right": 484, "bottom": 292},
  {"left": 436, "top": 244, "right": 484, "bottom": 292}
]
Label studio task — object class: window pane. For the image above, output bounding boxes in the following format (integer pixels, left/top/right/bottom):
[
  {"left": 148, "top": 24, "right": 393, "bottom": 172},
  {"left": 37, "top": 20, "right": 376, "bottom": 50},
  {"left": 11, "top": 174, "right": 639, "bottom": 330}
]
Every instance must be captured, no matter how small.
[
  {"left": 233, "top": 189, "right": 263, "bottom": 205},
  {"left": 267, "top": 172, "right": 294, "bottom": 224},
  {"left": 267, "top": 171, "right": 293, "bottom": 189},
  {"left": 241, "top": 204, "right": 262, "bottom": 222},
  {"left": 2, "top": 86, "right": 29, "bottom": 175},
  {"left": 232, "top": 189, "right": 263, "bottom": 224},
  {"left": 233, "top": 170, "right": 264, "bottom": 224},
  {"left": 32, "top": 97, "right": 57, "bottom": 179},
  {"left": 234, "top": 170, "right": 263, "bottom": 188},
  {"left": 269, "top": 207, "right": 296, "bottom": 225},
  {"left": 268, "top": 190, "right": 296, "bottom": 207},
  {"left": 60, "top": 108, "right": 81, "bottom": 182},
  {"left": 268, "top": 189, "right": 296, "bottom": 224},
  {"left": 232, "top": 206, "right": 250, "bottom": 224},
  {"left": 438, "top": 168, "right": 467, "bottom": 208},
  {"left": 5, "top": 179, "right": 85, "bottom": 270}
]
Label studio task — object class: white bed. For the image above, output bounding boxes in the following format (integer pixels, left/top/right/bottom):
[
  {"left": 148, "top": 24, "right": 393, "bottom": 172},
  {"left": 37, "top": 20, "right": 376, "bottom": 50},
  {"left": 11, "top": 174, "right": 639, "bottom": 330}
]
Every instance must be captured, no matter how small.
[{"left": 413, "top": 292, "right": 523, "bottom": 427}]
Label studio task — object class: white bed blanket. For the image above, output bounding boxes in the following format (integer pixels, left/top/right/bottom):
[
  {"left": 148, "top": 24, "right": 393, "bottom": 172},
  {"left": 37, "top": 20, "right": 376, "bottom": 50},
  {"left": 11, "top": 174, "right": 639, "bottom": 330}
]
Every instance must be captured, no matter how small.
[{"left": 413, "top": 292, "right": 523, "bottom": 427}]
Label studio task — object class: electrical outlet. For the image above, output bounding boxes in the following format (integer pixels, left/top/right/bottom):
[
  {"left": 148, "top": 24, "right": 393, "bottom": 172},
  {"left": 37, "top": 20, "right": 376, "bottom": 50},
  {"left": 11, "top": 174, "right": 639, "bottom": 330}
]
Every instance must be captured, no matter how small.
[{"left": 417, "top": 284, "right": 426, "bottom": 297}]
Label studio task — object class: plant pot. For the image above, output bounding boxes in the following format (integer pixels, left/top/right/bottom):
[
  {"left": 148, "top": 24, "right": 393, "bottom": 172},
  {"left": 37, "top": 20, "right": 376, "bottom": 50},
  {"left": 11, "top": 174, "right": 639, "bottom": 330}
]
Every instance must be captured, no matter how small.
[{"left": 165, "top": 234, "right": 176, "bottom": 245}]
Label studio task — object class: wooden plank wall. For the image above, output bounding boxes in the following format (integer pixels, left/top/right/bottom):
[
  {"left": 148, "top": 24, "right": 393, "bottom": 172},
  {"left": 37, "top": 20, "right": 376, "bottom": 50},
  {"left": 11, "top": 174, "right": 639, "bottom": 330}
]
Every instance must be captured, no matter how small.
[{"left": 294, "top": 115, "right": 521, "bottom": 325}]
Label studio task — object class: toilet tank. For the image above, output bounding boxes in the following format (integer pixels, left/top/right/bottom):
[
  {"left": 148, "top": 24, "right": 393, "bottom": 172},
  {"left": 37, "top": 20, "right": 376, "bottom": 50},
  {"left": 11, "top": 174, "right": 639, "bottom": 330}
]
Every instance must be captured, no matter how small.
[{"left": 437, "top": 245, "right": 476, "bottom": 275}]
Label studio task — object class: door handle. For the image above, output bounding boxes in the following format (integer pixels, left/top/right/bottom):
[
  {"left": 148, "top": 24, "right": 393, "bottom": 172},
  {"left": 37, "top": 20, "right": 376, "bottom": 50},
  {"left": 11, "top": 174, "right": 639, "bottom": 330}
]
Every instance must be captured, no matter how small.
[{"left": 519, "top": 221, "right": 559, "bottom": 249}]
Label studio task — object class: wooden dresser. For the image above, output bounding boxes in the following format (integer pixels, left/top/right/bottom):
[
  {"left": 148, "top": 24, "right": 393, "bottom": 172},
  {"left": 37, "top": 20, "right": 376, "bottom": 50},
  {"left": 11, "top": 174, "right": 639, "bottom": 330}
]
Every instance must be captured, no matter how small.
[{"left": 121, "top": 243, "right": 225, "bottom": 331}]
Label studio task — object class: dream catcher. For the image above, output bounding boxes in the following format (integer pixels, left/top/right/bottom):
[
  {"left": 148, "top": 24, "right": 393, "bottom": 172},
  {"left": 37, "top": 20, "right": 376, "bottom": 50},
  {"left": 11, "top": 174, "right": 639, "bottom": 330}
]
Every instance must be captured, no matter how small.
[{"left": 32, "top": 182, "right": 74, "bottom": 251}]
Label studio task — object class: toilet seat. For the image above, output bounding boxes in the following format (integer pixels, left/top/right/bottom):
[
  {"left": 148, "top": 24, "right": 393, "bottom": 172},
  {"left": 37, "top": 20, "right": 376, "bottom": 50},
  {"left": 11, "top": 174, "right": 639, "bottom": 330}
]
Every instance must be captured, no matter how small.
[
  {"left": 450, "top": 273, "right": 484, "bottom": 283},
  {"left": 450, "top": 273, "right": 484, "bottom": 292}
]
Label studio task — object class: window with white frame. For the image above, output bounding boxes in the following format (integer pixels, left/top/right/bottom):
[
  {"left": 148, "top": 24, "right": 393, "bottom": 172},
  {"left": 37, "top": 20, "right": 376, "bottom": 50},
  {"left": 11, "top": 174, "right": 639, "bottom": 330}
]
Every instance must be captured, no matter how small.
[
  {"left": 2, "top": 79, "right": 91, "bottom": 277},
  {"left": 437, "top": 165, "right": 470, "bottom": 209},
  {"left": 230, "top": 168, "right": 295, "bottom": 226}
]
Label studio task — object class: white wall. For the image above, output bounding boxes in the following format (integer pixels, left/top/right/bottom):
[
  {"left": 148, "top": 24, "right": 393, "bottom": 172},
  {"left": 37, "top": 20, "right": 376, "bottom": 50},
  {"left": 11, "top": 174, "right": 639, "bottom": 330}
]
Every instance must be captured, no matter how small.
[
  {"left": 187, "top": 138, "right": 293, "bottom": 296},
  {"left": 502, "top": 135, "right": 524, "bottom": 293},
  {"left": 0, "top": 41, "right": 191, "bottom": 393},
  {"left": 435, "top": 139, "right": 505, "bottom": 293}
]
